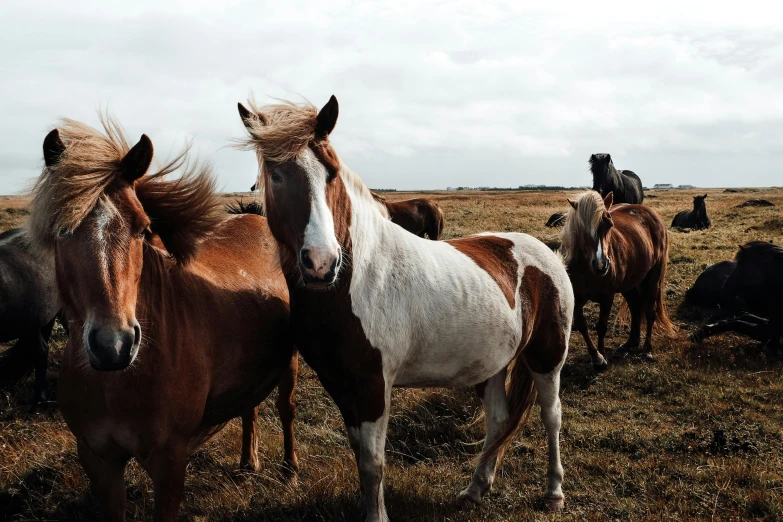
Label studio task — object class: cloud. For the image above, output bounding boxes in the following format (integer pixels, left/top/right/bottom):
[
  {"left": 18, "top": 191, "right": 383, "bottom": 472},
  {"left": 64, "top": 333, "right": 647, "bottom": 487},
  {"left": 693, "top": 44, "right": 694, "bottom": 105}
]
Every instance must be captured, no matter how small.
[{"left": 0, "top": 0, "right": 782, "bottom": 193}]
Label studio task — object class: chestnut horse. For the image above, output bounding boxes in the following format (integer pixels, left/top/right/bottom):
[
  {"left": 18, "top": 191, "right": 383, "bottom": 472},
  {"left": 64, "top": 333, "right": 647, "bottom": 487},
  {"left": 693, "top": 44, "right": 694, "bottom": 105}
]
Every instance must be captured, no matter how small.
[
  {"left": 370, "top": 191, "right": 444, "bottom": 240},
  {"left": 28, "top": 117, "right": 298, "bottom": 521},
  {"left": 238, "top": 96, "right": 574, "bottom": 521},
  {"left": 561, "top": 191, "right": 672, "bottom": 371}
]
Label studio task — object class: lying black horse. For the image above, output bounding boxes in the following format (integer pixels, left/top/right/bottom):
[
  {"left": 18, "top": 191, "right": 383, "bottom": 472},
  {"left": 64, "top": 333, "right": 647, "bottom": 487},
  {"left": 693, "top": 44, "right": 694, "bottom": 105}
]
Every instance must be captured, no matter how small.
[
  {"left": 672, "top": 194, "right": 711, "bottom": 230},
  {"left": 590, "top": 153, "right": 644, "bottom": 204},
  {"left": 545, "top": 211, "right": 566, "bottom": 227},
  {"left": 684, "top": 260, "right": 736, "bottom": 309},
  {"left": 0, "top": 228, "right": 59, "bottom": 413},
  {"left": 691, "top": 241, "right": 783, "bottom": 350}
]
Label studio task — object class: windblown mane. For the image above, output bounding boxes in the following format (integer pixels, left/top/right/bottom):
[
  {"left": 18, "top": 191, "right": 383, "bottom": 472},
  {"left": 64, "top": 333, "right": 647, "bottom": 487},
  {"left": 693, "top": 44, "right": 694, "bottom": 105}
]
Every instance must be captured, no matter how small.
[
  {"left": 28, "top": 114, "right": 222, "bottom": 263},
  {"left": 560, "top": 191, "right": 605, "bottom": 266},
  {"left": 237, "top": 98, "right": 390, "bottom": 219}
]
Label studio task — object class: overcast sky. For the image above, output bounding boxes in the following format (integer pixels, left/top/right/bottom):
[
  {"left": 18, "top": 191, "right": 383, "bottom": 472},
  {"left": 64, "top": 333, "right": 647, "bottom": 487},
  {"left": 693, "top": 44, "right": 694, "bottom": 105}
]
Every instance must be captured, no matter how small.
[{"left": 1, "top": 1, "right": 781, "bottom": 193}]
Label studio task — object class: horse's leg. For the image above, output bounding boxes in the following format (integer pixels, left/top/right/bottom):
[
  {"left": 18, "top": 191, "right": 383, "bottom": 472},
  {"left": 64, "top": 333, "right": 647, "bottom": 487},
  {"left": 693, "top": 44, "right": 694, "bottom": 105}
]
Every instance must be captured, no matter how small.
[
  {"left": 275, "top": 351, "right": 299, "bottom": 478},
  {"left": 145, "top": 444, "right": 188, "bottom": 522},
  {"left": 239, "top": 406, "right": 259, "bottom": 471},
  {"left": 595, "top": 295, "right": 613, "bottom": 363},
  {"left": 531, "top": 369, "right": 565, "bottom": 511},
  {"left": 76, "top": 439, "right": 128, "bottom": 522},
  {"left": 352, "top": 379, "right": 391, "bottom": 522},
  {"left": 29, "top": 319, "right": 55, "bottom": 414},
  {"left": 573, "top": 298, "right": 607, "bottom": 371},
  {"left": 691, "top": 314, "right": 771, "bottom": 344},
  {"left": 618, "top": 289, "right": 642, "bottom": 352},
  {"left": 459, "top": 367, "right": 508, "bottom": 504}
]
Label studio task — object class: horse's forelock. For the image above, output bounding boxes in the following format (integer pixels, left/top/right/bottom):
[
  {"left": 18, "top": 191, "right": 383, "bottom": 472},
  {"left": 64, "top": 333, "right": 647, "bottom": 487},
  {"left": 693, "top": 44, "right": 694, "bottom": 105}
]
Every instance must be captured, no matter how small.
[{"left": 561, "top": 191, "right": 605, "bottom": 265}]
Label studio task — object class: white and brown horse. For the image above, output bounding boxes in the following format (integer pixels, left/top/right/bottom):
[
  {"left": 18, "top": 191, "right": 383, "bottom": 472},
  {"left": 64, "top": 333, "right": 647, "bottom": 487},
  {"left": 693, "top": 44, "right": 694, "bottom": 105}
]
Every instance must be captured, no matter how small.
[{"left": 238, "top": 96, "right": 574, "bottom": 521}]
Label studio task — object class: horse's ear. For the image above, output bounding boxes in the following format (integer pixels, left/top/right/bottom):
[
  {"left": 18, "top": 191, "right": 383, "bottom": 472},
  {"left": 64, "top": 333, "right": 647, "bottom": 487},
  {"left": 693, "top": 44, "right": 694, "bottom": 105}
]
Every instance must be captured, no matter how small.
[
  {"left": 315, "top": 95, "right": 339, "bottom": 139},
  {"left": 567, "top": 198, "right": 577, "bottom": 209},
  {"left": 122, "top": 134, "right": 154, "bottom": 182},
  {"left": 250, "top": 183, "right": 256, "bottom": 191},
  {"left": 589, "top": 154, "right": 596, "bottom": 162},
  {"left": 43, "top": 129, "right": 65, "bottom": 167},
  {"left": 603, "top": 192, "right": 614, "bottom": 209},
  {"left": 238, "top": 103, "right": 267, "bottom": 130},
  {"left": 738, "top": 244, "right": 746, "bottom": 252},
  {"left": 703, "top": 194, "right": 708, "bottom": 199}
]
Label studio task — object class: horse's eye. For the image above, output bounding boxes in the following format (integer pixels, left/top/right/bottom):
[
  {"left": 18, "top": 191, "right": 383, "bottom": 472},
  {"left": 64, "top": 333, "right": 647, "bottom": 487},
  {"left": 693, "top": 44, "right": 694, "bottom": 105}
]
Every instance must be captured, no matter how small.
[
  {"left": 138, "top": 226, "right": 151, "bottom": 240},
  {"left": 270, "top": 170, "right": 283, "bottom": 183}
]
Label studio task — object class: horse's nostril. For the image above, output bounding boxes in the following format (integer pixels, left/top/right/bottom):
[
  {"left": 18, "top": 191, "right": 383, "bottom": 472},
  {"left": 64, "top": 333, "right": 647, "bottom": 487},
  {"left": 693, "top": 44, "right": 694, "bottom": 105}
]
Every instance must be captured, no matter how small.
[
  {"left": 88, "top": 328, "right": 99, "bottom": 352},
  {"left": 300, "top": 249, "right": 314, "bottom": 270},
  {"left": 133, "top": 324, "right": 141, "bottom": 346}
]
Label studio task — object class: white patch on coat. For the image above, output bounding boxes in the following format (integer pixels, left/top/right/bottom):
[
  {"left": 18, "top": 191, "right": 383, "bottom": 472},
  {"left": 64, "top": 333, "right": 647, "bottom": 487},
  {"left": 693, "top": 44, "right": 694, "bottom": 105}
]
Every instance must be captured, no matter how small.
[{"left": 298, "top": 149, "right": 340, "bottom": 272}]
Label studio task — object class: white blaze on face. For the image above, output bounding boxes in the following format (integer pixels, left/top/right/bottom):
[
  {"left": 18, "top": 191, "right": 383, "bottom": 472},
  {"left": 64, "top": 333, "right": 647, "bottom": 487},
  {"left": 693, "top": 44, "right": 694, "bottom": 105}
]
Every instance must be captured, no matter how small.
[
  {"left": 595, "top": 238, "right": 604, "bottom": 265},
  {"left": 298, "top": 149, "right": 341, "bottom": 278}
]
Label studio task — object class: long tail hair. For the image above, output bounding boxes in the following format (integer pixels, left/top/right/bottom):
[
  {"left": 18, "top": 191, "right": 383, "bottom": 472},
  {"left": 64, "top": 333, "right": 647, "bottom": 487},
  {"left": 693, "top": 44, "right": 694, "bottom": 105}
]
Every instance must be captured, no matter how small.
[
  {"left": 654, "top": 254, "right": 674, "bottom": 334},
  {"left": 477, "top": 358, "right": 537, "bottom": 467}
]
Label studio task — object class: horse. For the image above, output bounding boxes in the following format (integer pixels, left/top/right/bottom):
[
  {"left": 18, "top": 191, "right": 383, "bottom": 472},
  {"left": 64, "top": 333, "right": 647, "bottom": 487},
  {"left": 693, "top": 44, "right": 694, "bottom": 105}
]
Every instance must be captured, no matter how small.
[
  {"left": 237, "top": 96, "right": 574, "bottom": 521},
  {"left": 226, "top": 199, "right": 265, "bottom": 216},
  {"left": 561, "top": 191, "right": 672, "bottom": 371},
  {"left": 370, "top": 192, "right": 445, "bottom": 240},
  {"left": 671, "top": 194, "right": 711, "bottom": 230},
  {"left": 684, "top": 260, "right": 736, "bottom": 309},
  {"left": 692, "top": 242, "right": 783, "bottom": 350},
  {"left": 545, "top": 211, "right": 566, "bottom": 228},
  {"left": 0, "top": 227, "right": 59, "bottom": 413},
  {"left": 589, "top": 153, "right": 644, "bottom": 204},
  {"left": 28, "top": 116, "right": 298, "bottom": 521}
]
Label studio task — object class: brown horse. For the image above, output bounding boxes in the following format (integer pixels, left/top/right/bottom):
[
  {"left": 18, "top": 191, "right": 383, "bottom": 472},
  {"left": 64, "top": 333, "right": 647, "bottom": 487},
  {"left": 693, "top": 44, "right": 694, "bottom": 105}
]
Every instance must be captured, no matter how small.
[
  {"left": 561, "top": 191, "right": 672, "bottom": 371},
  {"left": 370, "top": 191, "right": 444, "bottom": 239},
  {"left": 28, "top": 116, "right": 298, "bottom": 521}
]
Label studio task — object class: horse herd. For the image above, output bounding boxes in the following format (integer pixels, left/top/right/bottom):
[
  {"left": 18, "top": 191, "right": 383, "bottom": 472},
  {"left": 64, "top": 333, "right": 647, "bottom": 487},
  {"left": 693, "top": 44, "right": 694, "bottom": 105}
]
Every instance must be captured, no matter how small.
[{"left": 0, "top": 96, "right": 780, "bottom": 522}]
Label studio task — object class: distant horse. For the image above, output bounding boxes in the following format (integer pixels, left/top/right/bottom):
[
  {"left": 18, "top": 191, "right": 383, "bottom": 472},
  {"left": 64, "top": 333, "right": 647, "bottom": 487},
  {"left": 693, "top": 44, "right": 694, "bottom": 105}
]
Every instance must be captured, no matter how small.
[
  {"left": 238, "top": 96, "right": 574, "bottom": 519},
  {"left": 684, "top": 260, "right": 736, "bottom": 309},
  {"left": 561, "top": 191, "right": 672, "bottom": 371},
  {"left": 371, "top": 191, "right": 445, "bottom": 240},
  {"left": 671, "top": 194, "right": 711, "bottom": 230},
  {"left": 589, "top": 153, "right": 644, "bottom": 204},
  {"left": 0, "top": 228, "right": 59, "bottom": 413},
  {"left": 226, "top": 199, "right": 265, "bottom": 216},
  {"left": 692, "top": 242, "right": 783, "bottom": 350},
  {"left": 545, "top": 211, "right": 566, "bottom": 228},
  {"left": 29, "top": 117, "right": 298, "bottom": 520}
]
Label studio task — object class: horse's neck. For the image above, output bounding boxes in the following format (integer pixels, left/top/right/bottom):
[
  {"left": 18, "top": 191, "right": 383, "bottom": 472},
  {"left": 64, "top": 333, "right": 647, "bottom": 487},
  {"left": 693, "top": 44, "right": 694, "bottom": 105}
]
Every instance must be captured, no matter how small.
[{"left": 341, "top": 166, "right": 391, "bottom": 251}]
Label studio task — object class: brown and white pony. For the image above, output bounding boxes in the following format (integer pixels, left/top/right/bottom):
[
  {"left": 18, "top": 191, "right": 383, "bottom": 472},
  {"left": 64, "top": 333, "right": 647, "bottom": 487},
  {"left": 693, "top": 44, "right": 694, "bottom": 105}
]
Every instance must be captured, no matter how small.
[
  {"left": 370, "top": 191, "right": 445, "bottom": 240},
  {"left": 561, "top": 191, "right": 672, "bottom": 371},
  {"left": 237, "top": 96, "right": 574, "bottom": 521},
  {"left": 28, "top": 117, "right": 298, "bottom": 521}
]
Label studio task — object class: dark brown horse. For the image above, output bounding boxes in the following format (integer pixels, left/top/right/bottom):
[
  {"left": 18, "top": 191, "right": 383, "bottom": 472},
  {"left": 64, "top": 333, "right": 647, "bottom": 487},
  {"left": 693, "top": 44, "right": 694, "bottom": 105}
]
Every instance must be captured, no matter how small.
[
  {"left": 0, "top": 227, "right": 59, "bottom": 413},
  {"left": 562, "top": 191, "right": 672, "bottom": 371},
  {"left": 371, "top": 191, "right": 444, "bottom": 239},
  {"left": 29, "top": 117, "right": 298, "bottom": 521}
]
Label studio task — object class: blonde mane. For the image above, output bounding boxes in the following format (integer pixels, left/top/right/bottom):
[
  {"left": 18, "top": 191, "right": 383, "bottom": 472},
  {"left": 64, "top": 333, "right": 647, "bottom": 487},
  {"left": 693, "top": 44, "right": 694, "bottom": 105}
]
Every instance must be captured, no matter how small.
[
  {"left": 560, "top": 191, "right": 606, "bottom": 265},
  {"left": 239, "top": 98, "right": 390, "bottom": 219},
  {"left": 28, "top": 114, "right": 222, "bottom": 262}
]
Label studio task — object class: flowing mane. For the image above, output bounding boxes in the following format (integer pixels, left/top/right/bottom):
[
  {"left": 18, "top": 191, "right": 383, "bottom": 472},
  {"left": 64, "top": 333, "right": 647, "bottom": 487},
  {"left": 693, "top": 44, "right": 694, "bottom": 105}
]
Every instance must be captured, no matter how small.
[
  {"left": 560, "top": 191, "right": 605, "bottom": 265},
  {"left": 28, "top": 114, "right": 222, "bottom": 263},
  {"left": 237, "top": 98, "right": 389, "bottom": 218}
]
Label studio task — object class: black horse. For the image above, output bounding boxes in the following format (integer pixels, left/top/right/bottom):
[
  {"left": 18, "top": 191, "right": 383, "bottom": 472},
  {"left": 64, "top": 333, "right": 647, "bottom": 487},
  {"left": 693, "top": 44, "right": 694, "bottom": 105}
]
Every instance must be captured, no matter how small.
[
  {"left": 684, "top": 260, "right": 736, "bottom": 309},
  {"left": 691, "top": 242, "right": 783, "bottom": 350},
  {"left": 672, "top": 194, "right": 711, "bottom": 230},
  {"left": 589, "top": 153, "right": 644, "bottom": 204},
  {"left": 545, "top": 211, "right": 566, "bottom": 227},
  {"left": 0, "top": 228, "right": 60, "bottom": 413}
]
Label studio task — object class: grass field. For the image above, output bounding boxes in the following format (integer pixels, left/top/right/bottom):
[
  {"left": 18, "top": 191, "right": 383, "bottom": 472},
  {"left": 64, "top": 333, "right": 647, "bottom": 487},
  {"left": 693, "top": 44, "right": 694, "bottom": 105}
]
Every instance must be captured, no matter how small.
[{"left": 1, "top": 188, "right": 782, "bottom": 521}]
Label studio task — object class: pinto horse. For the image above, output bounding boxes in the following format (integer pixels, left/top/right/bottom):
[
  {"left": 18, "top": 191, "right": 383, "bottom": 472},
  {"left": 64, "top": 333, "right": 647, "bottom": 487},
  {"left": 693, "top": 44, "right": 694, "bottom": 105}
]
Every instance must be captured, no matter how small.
[
  {"left": 370, "top": 192, "right": 445, "bottom": 240},
  {"left": 562, "top": 191, "right": 672, "bottom": 371},
  {"left": 28, "top": 117, "right": 298, "bottom": 521},
  {"left": 237, "top": 96, "right": 574, "bottom": 521},
  {"left": 589, "top": 153, "right": 644, "bottom": 204}
]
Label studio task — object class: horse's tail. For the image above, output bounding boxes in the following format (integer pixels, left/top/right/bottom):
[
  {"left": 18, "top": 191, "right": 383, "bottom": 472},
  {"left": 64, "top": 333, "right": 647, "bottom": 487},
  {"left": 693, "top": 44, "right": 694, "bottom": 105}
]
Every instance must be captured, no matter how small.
[
  {"left": 0, "top": 338, "right": 34, "bottom": 387},
  {"left": 654, "top": 252, "right": 675, "bottom": 335},
  {"left": 428, "top": 202, "right": 445, "bottom": 240},
  {"left": 478, "top": 357, "right": 537, "bottom": 468}
]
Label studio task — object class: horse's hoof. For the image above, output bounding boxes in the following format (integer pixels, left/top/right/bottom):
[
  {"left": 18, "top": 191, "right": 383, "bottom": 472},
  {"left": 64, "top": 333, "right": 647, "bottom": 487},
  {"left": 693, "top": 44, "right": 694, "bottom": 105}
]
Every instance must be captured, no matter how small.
[
  {"left": 457, "top": 488, "right": 481, "bottom": 507},
  {"left": 641, "top": 352, "right": 656, "bottom": 362},
  {"left": 593, "top": 359, "right": 609, "bottom": 373},
  {"left": 238, "top": 461, "right": 260, "bottom": 473},
  {"left": 545, "top": 496, "right": 565, "bottom": 511}
]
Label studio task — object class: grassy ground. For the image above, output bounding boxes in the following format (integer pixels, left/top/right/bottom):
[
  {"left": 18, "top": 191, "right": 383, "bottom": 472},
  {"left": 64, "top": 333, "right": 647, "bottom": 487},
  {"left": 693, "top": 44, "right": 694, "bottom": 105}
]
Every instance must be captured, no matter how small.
[{"left": 2, "top": 188, "right": 782, "bottom": 521}]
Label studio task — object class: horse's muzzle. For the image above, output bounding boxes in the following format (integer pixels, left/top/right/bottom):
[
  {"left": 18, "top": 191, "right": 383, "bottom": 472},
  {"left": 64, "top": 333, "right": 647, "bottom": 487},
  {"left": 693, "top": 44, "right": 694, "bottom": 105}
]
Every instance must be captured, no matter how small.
[{"left": 85, "top": 320, "right": 141, "bottom": 371}]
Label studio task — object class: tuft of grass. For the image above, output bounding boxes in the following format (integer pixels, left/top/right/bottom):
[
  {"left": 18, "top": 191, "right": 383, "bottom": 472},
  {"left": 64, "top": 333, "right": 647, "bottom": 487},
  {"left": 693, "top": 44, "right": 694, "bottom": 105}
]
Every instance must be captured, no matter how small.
[{"left": 2, "top": 188, "right": 783, "bottom": 521}]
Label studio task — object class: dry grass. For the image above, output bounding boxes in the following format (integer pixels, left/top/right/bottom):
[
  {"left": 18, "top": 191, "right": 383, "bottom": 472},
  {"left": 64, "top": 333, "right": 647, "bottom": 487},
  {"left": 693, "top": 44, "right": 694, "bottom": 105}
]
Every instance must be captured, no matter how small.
[{"left": 2, "top": 188, "right": 783, "bottom": 521}]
